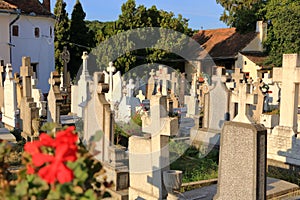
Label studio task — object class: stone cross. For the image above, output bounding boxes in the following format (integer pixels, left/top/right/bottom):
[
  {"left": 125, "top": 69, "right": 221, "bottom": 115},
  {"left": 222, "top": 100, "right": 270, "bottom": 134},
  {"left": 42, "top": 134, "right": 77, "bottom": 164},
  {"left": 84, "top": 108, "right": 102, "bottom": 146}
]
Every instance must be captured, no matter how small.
[
  {"left": 156, "top": 66, "right": 170, "bottom": 95},
  {"left": 252, "top": 79, "right": 265, "bottom": 123},
  {"left": 20, "top": 57, "right": 39, "bottom": 140},
  {"left": 107, "top": 62, "right": 116, "bottom": 109},
  {"left": 170, "top": 71, "right": 179, "bottom": 94},
  {"left": 212, "top": 67, "right": 227, "bottom": 84},
  {"left": 47, "top": 71, "right": 63, "bottom": 124},
  {"left": 232, "top": 81, "right": 255, "bottom": 124},
  {"left": 232, "top": 67, "right": 244, "bottom": 89},
  {"left": 60, "top": 46, "right": 70, "bottom": 90},
  {"left": 81, "top": 51, "right": 89, "bottom": 77},
  {"left": 20, "top": 57, "right": 33, "bottom": 98},
  {"left": 273, "top": 54, "right": 300, "bottom": 130},
  {"left": 147, "top": 69, "right": 156, "bottom": 99}
]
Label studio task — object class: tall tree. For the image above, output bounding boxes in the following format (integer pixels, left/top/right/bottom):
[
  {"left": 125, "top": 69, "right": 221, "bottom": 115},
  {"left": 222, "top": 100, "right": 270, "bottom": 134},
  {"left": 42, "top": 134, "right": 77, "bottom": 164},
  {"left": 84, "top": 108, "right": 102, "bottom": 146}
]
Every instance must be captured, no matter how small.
[
  {"left": 92, "top": 0, "right": 192, "bottom": 74},
  {"left": 263, "top": 0, "right": 300, "bottom": 67},
  {"left": 216, "top": 0, "right": 266, "bottom": 33},
  {"left": 69, "top": 0, "right": 95, "bottom": 79},
  {"left": 54, "top": 0, "right": 69, "bottom": 72}
]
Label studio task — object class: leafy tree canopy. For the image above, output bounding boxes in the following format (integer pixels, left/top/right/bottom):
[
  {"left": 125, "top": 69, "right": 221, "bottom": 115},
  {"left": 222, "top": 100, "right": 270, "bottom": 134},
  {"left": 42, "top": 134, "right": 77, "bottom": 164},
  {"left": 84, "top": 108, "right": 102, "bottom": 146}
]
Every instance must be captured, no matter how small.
[{"left": 90, "top": 0, "right": 193, "bottom": 75}]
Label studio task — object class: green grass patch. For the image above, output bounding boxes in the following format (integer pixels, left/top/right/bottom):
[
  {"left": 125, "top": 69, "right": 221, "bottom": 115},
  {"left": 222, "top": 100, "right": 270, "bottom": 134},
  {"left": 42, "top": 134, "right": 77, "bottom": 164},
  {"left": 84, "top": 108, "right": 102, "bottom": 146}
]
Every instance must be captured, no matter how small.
[{"left": 170, "top": 144, "right": 219, "bottom": 183}]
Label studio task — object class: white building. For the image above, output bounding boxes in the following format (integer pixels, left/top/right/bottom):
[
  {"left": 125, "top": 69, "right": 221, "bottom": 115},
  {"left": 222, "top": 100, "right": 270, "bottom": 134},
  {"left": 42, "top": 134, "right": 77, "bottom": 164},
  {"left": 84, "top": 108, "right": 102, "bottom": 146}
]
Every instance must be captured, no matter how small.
[{"left": 0, "top": 0, "right": 55, "bottom": 93}]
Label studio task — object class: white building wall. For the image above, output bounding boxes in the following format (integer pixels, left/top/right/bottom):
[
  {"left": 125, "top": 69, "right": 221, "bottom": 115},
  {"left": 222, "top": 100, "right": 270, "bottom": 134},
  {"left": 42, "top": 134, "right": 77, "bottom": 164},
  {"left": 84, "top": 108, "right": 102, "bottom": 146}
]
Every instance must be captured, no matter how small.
[
  {"left": 0, "top": 13, "right": 10, "bottom": 64},
  {"left": 10, "top": 15, "right": 55, "bottom": 93}
]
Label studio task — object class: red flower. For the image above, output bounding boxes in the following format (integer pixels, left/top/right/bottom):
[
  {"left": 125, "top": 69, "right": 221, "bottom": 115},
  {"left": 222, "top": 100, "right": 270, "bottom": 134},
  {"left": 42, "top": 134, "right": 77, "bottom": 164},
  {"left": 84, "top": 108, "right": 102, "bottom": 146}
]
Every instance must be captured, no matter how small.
[{"left": 24, "top": 126, "right": 78, "bottom": 184}]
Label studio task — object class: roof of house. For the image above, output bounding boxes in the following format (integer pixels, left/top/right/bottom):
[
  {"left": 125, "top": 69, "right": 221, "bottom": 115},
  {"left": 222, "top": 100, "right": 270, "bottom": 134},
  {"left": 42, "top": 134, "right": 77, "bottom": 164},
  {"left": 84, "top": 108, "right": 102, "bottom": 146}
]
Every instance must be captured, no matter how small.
[
  {"left": 0, "top": 0, "right": 52, "bottom": 16},
  {"left": 193, "top": 28, "right": 258, "bottom": 60},
  {"left": 241, "top": 51, "right": 268, "bottom": 68}
]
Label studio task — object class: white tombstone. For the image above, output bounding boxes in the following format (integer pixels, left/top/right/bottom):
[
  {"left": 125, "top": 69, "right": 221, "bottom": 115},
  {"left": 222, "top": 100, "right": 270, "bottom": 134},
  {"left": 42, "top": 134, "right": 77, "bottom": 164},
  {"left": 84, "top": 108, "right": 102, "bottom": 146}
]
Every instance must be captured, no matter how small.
[
  {"left": 156, "top": 65, "right": 171, "bottom": 96},
  {"left": 71, "top": 51, "right": 93, "bottom": 118},
  {"left": 268, "top": 54, "right": 300, "bottom": 166},
  {"left": 2, "top": 64, "right": 18, "bottom": 128},
  {"left": 32, "top": 74, "right": 46, "bottom": 117}
]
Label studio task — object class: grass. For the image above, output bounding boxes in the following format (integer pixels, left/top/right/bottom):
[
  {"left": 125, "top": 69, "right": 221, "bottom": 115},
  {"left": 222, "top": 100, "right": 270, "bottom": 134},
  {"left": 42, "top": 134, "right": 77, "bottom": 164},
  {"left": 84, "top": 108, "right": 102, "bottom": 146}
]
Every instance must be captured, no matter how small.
[{"left": 170, "top": 145, "right": 219, "bottom": 183}]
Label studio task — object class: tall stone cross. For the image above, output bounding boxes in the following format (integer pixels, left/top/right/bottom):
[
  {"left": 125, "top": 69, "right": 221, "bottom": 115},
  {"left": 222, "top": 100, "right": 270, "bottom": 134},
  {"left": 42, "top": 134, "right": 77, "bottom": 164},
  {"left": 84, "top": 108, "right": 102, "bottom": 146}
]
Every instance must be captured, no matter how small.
[
  {"left": 170, "top": 71, "right": 179, "bottom": 94},
  {"left": 273, "top": 54, "right": 300, "bottom": 130},
  {"left": 252, "top": 79, "right": 264, "bottom": 123},
  {"left": 147, "top": 69, "right": 156, "bottom": 99},
  {"left": 20, "top": 57, "right": 33, "bottom": 99},
  {"left": 232, "top": 81, "right": 255, "bottom": 124},
  {"left": 212, "top": 67, "right": 227, "bottom": 83},
  {"left": 20, "top": 57, "right": 39, "bottom": 139},
  {"left": 81, "top": 51, "right": 89, "bottom": 77},
  {"left": 107, "top": 62, "right": 116, "bottom": 109},
  {"left": 156, "top": 66, "right": 170, "bottom": 95},
  {"left": 232, "top": 67, "right": 244, "bottom": 89},
  {"left": 60, "top": 46, "right": 70, "bottom": 91},
  {"left": 47, "top": 71, "right": 63, "bottom": 124}
]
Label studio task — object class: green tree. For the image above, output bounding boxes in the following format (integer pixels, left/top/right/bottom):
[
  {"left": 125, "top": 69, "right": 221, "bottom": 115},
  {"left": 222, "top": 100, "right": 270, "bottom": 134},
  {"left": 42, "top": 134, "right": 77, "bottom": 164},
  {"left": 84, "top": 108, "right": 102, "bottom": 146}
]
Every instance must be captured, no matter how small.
[
  {"left": 54, "top": 0, "right": 69, "bottom": 72},
  {"left": 69, "top": 0, "right": 95, "bottom": 79},
  {"left": 91, "top": 0, "right": 192, "bottom": 74},
  {"left": 263, "top": 0, "right": 300, "bottom": 67},
  {"left": 216, "top": 0, "right": 266, "bottom": 33}
]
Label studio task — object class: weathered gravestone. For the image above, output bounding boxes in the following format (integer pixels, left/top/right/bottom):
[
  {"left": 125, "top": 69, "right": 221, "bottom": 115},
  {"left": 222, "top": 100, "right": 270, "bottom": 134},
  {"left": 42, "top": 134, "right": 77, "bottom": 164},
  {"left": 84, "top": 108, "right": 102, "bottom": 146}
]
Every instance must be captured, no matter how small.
[
  {"left": 71, "top": 51, "right": 92, "bottom": 118},
  {"left": 268, "top": 54, "right": 300, "bottom": 166},
  {"left": 83, "top": 72, "right": 129, "bottom": 200},
  {"left": 192, "top": 67, "right": 231, "bottom": 150},
  {"left": 47, "top": 71, "right": 63, "bottom": 125},
  {"left": 129, "top": 92, "right": 178, "bottom": 200},
  {"left": 214, "top": 80, "right": 267, "bottom": 200},
  {"left": 2, "top": 64, "right": 18, "bottom": 129},
  {"left": 20, "top": 57, "right": 39, "bottom": 140}
]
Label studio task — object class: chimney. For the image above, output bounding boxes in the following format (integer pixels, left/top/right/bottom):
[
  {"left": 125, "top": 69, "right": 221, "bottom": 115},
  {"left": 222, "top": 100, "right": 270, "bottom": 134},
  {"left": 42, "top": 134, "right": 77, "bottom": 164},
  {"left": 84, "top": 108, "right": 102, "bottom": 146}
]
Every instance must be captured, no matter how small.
[
  {"left": 256, "top": 21, "right": 267, "bottom": 51},
  {"left": 43, "top": 0, "right": 50, "bottom": 12}
]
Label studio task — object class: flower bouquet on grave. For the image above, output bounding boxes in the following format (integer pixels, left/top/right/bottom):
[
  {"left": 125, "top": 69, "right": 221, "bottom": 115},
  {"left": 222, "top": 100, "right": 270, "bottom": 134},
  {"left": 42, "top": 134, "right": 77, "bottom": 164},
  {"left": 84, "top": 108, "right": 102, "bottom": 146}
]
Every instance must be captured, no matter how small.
[{"left": 1, "top": 126, "right": 111, "bottom": 200}]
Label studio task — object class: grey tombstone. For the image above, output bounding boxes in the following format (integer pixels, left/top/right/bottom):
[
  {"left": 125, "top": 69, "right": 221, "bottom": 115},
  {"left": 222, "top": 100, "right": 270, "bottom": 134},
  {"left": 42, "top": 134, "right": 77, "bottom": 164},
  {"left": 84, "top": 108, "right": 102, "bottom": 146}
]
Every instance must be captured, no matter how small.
[{"left": 214, "top": 121, "right": 267, "bottom": 200}]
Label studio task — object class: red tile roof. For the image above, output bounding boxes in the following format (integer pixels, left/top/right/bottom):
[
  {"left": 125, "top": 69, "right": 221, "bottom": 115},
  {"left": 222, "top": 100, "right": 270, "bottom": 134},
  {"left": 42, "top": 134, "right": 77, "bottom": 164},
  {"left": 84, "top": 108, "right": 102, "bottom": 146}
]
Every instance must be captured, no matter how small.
[
  {"left": 0, "top": 0, "right": 52, "bottom": 16},
  {"left": 193, "top": 28, "right": 258, "bottom": 59},
  {"left": 0, "top": 0, "right": 16, "bottom": 9}
]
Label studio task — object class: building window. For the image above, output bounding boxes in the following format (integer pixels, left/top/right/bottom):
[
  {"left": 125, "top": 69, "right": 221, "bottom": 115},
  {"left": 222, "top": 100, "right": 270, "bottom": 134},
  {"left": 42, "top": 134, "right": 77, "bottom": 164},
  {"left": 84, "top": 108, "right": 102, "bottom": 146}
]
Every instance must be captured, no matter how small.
[
  {"left": 12, "top": 25, "right": 19, "bottom": 36},
  {"left": 50, "top": 26, "right": 52, "bottom": 38},
  {"left": 34, "top": 27, "right": 40, "bottom": 38},
  {"left": 244, "top": 61, "right": 247, "bottom": 65}
]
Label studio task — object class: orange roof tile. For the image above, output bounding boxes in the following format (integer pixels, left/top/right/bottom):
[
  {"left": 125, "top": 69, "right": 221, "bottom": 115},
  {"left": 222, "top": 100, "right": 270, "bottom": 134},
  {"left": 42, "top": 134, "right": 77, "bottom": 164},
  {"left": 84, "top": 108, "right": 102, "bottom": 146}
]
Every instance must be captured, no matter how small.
[
  {"left": 193, "top": 28, "right": 258, "bottom": 59},
  {"left": 0, "top": 0, "right": 52, "bottom": 16}
]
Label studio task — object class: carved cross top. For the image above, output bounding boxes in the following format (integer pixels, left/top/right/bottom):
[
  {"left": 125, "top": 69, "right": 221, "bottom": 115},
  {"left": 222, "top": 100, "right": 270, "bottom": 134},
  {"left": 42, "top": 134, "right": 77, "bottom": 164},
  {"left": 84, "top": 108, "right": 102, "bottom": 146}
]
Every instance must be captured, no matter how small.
[
  {"left": 232, "top": 68, "right": 244, "bottom": 88},
  {"left": 232, "top": 81, "right": 255, "bottom": 124},
  {"left": 107, "top": 62, "right": 116, "bottom": 74},
  {"left": 61, "top": 46, "right": 70, "bottom": 64}
]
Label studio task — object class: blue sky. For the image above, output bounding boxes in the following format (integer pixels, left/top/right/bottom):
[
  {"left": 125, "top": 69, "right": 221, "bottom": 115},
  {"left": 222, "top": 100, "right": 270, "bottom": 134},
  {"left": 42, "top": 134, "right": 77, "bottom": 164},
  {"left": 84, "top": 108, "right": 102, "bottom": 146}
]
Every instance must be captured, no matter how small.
[{"left": 51, "top": 0, "right": 228, "bottom": 30}]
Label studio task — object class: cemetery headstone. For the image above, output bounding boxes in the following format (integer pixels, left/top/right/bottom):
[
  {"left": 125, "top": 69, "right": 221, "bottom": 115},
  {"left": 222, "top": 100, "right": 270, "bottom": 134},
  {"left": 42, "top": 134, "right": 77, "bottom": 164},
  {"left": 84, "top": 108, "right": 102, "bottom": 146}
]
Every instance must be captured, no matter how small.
[
  {"left": 71, "top": 51, "right": 92, "bottom": 118},
  {"left": 47, "top": 71, "right": 63, "bottom": 125},
  {"left": 2, "top": 64, "right": 18, "bottom": 129},
  {"left": 20, "top": 57, "right": 39, "bottom": 140}
]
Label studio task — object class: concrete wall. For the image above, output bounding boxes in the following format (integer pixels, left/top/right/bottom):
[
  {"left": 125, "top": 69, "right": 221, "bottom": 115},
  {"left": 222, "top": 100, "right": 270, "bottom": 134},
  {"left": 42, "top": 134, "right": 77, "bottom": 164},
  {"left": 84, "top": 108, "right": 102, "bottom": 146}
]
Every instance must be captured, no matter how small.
[
  {"left": 0, "top": 13, "right": 10, "bottom": 64},
  {"left": 10, "top": 14, "right": 55, "bottom": 93}
]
